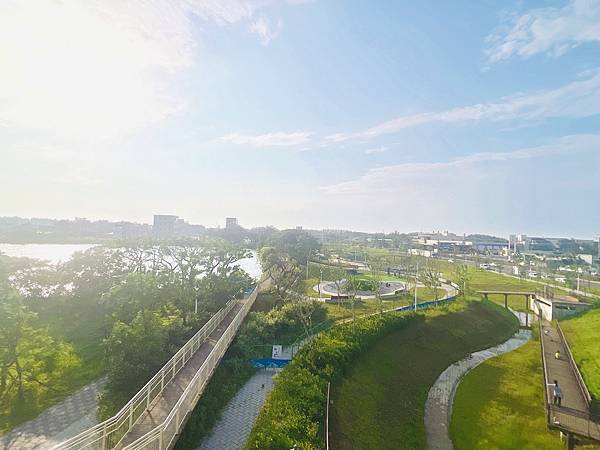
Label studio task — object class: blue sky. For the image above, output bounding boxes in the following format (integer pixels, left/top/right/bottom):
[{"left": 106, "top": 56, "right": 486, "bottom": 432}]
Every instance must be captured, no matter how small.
[{"left": 1, "top": 0, "right": 599, "bottom": 238}]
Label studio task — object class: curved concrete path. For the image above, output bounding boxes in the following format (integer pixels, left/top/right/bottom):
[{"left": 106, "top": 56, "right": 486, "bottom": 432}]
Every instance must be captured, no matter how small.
[{"left": 424, "top": 314, "right": 531, "bottom": 450}]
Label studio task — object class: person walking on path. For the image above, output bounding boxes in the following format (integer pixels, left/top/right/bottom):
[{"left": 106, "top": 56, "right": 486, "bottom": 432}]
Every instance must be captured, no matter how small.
[{"left": 549, "top": 380, "right": 563, "bottom": 407}]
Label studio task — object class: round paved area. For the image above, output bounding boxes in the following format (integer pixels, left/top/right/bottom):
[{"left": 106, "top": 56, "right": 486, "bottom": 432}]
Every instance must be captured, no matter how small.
[{"left": 314, "top": 280, "right": 405, "bottom": 299}]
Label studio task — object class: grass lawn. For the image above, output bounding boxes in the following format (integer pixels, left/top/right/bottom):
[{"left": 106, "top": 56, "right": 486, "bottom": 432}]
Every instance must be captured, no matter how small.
[
  {"left": 451, "top": 337, "right": 563, "bottom": 450},
  {"left": 560, "top": 308, "right": 600, "bottom": 401},
  {"left": 323, "top": 287, "right": 447, "bottom": 323},
  {"left": 323, "top": 297, "right": 412, "bottom": 322},
  {"left": 329, "top": 300, "right": 518, "bottom": 449}
]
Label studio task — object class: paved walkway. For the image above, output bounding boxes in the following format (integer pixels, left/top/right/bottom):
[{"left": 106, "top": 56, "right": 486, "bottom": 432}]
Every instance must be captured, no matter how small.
[
  {"left": 424, "top": 315, "right": 531, "bottom": 450},
  {"left": 0, "top": 377, "right": 106, "bottom": 450},
  {"left": 197, "top": 370, "right": 276, "bottom": 450},
  {"left": 120, "top": 299, "right": 247, "bottom": 447},
  {"left": 541, "top": 321, "right": 600, "bottom": 440}
]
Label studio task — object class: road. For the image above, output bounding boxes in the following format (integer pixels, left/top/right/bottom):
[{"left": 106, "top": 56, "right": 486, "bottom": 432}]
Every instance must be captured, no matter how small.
[{"left": 434, "top": 256, "right": 599, "bottom": 299}]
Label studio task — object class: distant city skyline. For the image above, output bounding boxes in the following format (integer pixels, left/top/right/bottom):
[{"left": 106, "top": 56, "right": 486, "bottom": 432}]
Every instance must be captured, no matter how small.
[
  {"left": 1, "top": 214, "right": 598, "bottom": 242},
  {"left": 1, "top": 1, "right": 599, "bottom": 237}
]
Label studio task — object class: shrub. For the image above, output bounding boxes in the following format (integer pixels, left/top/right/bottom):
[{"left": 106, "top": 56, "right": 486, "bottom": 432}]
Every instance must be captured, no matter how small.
[{"left": 245, "top": 311, "right": 419, "bottom": 449}]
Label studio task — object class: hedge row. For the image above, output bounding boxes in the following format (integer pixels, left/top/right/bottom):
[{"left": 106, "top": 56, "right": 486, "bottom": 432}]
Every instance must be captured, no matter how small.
[{"left": 245, "top": 311, "right": 422, "bottom": 449}]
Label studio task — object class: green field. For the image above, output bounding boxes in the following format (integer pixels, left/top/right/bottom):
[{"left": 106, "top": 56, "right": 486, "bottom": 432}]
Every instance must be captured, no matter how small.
[
  {"left": 561, "top": 308, "right": 600, "bottom": 401},
  {"left": 451, "top": 337, "right": 563, "bottom": 449},
  {"left": 329, "top": 300, "right": 518, "bottom": 449},
  {"left": 322, "top": 287, "right": 448, "bottom": 323}
]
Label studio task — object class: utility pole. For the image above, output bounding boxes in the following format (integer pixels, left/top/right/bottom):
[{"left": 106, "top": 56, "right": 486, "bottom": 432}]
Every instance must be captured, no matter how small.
[
  {"left": 319, "top": 268, "right": 323, "bottom": 300},
  {"left": 414, "top": 261, "right": 419, "bottom": 312}
]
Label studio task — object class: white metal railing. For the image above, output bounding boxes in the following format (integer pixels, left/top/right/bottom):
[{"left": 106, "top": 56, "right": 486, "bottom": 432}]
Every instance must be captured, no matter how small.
[
  {"left": 557, "top": 322, "right": 593, "bottom": 408},
  {"left": 54, "top": 291, "right": 247, "bottom": 450},
  {"left": 123, "top": 286, "right": 259, "bottom": 449}
]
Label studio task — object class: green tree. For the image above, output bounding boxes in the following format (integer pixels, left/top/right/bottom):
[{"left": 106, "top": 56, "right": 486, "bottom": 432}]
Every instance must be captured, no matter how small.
[
  {"left": 259, "top": 246, "right": 302, "bottom": 299},
  {"left": 100, "top": 309, "right": 182, "bottom": 416},
  {"left": 423, "top": 262, "right": 442, "bottom": 306},
  {"left": 0, "top": 288, "right": 78, "bottom": 412},
  {"left": 454, "top": 264, "right": 471, "bottom": 298}
]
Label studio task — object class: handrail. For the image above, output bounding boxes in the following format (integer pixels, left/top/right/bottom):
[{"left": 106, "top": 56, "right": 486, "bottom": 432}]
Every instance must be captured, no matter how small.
[
  {"left": 556, "top": 322, "right": 592, "bottom": 408},
  {"left": 123, "top": 286, "right": 259, "bottom": 449},
  {"left": 538, "top": 316, "right": 551, "bottom": 425},
  {"left": 54, "top": 296, "right": 240, "bottom": 450}
]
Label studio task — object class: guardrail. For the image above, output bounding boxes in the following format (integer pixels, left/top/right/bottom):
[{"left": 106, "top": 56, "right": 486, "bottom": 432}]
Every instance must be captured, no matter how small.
[
  {"left": 547, "top": 404, "right": 600, "bottom": 441},
  {"left": 54, "top": 294, "right": 243, "bottom": 450},
  {"left": 538, "top": 317, "right": 552, "bottom": 426},
  {"left": 123, "top": 286, "right": 258, "bottom": 449},
  {"left": 556, "top": 322, "right": 592, "bottom": 408}
]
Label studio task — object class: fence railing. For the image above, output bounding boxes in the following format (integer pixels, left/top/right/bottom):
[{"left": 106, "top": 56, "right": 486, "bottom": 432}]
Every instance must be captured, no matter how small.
[
  {"left": 538, "top": 317, "right": 552, "bottom": 426},
  {"left": 548, "top": 405, "right": 600, "bottom": 440},
  {"left": 556, "top": 322, "right": 592, "bottom": 408},
  {"left": 53, "top": 293, "right": 244, "bottom": 450},
  {"left": 123, "top": 286, "right": 258, "bottom": 449}
]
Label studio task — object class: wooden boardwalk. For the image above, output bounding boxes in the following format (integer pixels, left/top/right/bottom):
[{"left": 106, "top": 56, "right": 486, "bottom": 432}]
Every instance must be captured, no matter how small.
[
  {"left": 118, "top": 299, "right": 246, "bottom": 448},
  {"left": 540, "top": 320, "right": 600, "bottom": 443}
]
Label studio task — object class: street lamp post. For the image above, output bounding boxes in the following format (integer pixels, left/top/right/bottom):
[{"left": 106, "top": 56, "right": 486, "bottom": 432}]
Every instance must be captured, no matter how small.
[
  {"left": 319, "top": 268, "right": 323, "bottom": 300},
  {"left": 414, "top": 261, "right": 419, "bottom": 312}
]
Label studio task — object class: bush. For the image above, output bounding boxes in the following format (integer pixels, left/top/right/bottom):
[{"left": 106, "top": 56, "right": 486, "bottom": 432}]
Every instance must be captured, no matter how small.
[
  {"left": 176, "top": 296, "right": 327, "bottom": 447},
  {"left": 245, "top": 311, "right": 419, "bottom": 449}
]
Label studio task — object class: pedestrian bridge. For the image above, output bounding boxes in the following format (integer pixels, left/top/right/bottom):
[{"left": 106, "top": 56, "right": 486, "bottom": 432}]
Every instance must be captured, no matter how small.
[
  {"left": 53, "top": 286, "right": 259, "bottom": 450},
  {"left": 540, "top": 319, "right": 600, "bottom": 447}
]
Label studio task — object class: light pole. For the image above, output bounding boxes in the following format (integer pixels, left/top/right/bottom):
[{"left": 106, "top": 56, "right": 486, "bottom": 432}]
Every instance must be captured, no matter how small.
[
  {"left": 319, "top": 268, "right": 323, "bottom": 300},
  {"left": 414, "top": 261, "right": 419, "bottom": 312}
]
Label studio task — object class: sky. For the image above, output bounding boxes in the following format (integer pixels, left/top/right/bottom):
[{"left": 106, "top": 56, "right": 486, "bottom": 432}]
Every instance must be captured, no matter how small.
[{"left": 1, "top": 0, "right": 599, "bottom": 238}]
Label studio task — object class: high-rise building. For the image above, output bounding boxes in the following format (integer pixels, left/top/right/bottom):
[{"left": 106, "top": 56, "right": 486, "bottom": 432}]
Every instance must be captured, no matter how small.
[
  {"left": 225, "top": 217, "right": 238, "bottom": 229},
  {"left": 153, "top": 214, "right": 177, "bottom": 239}
]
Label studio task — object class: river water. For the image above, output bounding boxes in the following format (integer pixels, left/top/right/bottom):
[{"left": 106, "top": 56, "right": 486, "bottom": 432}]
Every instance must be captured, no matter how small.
[
  {"left": 0, "top": 243, "right": 262, "bottom": 279},
  {"left": 0, "top": 243, "right": 97, "bottom": 263}
]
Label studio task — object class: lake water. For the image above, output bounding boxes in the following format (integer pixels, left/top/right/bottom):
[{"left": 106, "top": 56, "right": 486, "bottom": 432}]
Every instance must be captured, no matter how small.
[
  {"left": 0, "top": 243, "right": 262, "bottom": 279},
  {"left": 0, "top": 243, "right": 98, "bottom": 263}
]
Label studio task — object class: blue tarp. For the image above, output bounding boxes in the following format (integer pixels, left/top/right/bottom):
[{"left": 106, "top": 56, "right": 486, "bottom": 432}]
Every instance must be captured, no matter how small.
[{"left": 252, "top": 358, "right": 290, "bottom": 368}]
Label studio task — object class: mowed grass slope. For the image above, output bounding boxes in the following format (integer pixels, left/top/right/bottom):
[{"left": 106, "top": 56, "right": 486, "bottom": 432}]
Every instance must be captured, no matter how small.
[
  {"left": 330, "top": 300, "right": 518, "bottom": 449},
  {"left": 561, "top": 308, "right": 600, "bottom": 400},
  {"left": 451, "top": 337, "right": 563, "bottom": 450}
]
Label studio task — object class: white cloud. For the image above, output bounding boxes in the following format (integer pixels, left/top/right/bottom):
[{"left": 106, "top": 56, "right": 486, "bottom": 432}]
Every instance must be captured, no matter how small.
[
  {"left": 220, "top": 131, "right": 313, "bottom": 146},
  {"left": 321, "top": 133, "right": 600, "bottom": 196},
  {"left": 364, "top": 146, "right": 388, "bottom": 155},
  {"left": 0, "top": 1, "right": 190, "bottom": 140},
  {"left": 327, "top": 71, "right": 600, "bottom": 142},
  {"left": 486, "top": 0, "right": 600, "bottom": 63},
  {"left": 250, "top": 15, "right": 283, "bottom": 45},
  {"left": 0, "top": 0, "right": 297, "bottom": 141}
]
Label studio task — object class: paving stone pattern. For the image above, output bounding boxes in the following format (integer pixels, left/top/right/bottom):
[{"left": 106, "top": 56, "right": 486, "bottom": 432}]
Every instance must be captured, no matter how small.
[
  {"left": 197, "top": 370, "right": 276, "bottom": 450},
  {"left": 424, "top": 314, "right": 531, "bottom": 450},
  {"left": 0, "top": 377, "right": 106, "bottom": 450}
]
